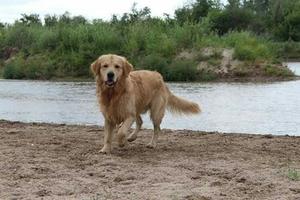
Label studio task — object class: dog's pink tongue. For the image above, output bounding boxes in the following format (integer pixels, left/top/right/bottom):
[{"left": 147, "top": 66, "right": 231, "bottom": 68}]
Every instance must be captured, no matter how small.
[{"left": 106, "top": 80, "right": 114, "bottom": 86}]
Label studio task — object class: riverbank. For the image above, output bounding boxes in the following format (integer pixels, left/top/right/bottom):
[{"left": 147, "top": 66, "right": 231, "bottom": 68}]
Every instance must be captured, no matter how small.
[
  {"left": 0, "top": 26, "right": 298, "bottom": 82},
  {"left": 0, "top": 68, "right": 298, "bottom": 83},
  {"left": 1, "top": 76, "right": 298, "bottom": 83},
  {"left": 0, "top": 120, "right": 299, "bottom": 199}
]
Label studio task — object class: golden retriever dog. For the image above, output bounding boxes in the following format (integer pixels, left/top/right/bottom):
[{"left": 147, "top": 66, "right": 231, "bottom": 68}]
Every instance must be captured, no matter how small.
[{"left": 91, "top": 54, "right": 201, "bottom": 153}]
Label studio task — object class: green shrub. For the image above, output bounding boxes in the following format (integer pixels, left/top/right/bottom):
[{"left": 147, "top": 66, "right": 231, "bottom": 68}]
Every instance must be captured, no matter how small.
[
  {"left": 273, "top": 42, "right": 300, "bottom": 59},
  {"left": 207, "top": 58, "right": 221, "bottom": 66},
  {"left": 171, "top": 23, "right": 203, "bottom": 49},
  {"left": 3, "top": 63, "right": 16, "bottom": 79},
  {"left": 3, "top": 56, "right": 26, "bottom": 79},
  {"left": 0, "top": 11, "right": 294, "bottom": 81},
  {"left": 55, "top": 52, "right": 89, "bottom": 77},
  {"left": 233, "top": 67, "right": 252, "bottom": 77},
  {"left": 24, "top": 54, "right": 54, "bottom": 79},
  {"left": 234, "top": 45, "right": 257, "bottom": 61},
  {"left": 196, "top": 33, "right": 224, "bottom": 49},
  {"left": 263, "top": 65, "right": 294, "bottom": 77},
  {"left": 0, "top": 67, "right": 3, "bottom": 78},
  {"left": 36, "top": 28, "right": 59, "bottom": 51},
  {"left": 139, "top": 54, "right": 169, "bottom": 76},
  {"left": 197, "top": 70, "right": 218, "bottom": 81},
  {"left": 223, "top": 32, "right": 273, "bottom": 61},
  {"left": 208, "top": 9, "right": 255, "bottom": 35},
  {"left": 4, "top": 23, "right": 35, "bottom": 50},
  {"left": 89, "top": 24, "right": 122, "bottom": 55},
  {"left": 0, "top": 29, "right": 5, "bottom": 57},
  {"left": 145, "top": 33, "right": 176, "bottom": 57},
  {"left": 3, "top": 54, "right": 54, "bottom": 79},
  {"left": 122, "top": 23, "right": 148, "bottom": 56},
  {"left": 165, "top": 60, "right": 198, "bottom": 81}
]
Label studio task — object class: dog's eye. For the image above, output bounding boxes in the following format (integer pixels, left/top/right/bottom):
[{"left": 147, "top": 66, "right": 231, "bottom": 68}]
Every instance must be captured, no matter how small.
[
  {"left": 103, "top": 64, "right": 108, "bottom": 68},
  {"left": 115, "top": 65, "right": 120, "bottom": 69}
]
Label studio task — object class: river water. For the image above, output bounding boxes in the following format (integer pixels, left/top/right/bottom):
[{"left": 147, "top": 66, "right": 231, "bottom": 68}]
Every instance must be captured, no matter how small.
[
  {"left": 0, "top": 63, "right": 299, "bottom": 136},
  {"left": 285, "top": 62, "right": 300, "bottom": 76}
]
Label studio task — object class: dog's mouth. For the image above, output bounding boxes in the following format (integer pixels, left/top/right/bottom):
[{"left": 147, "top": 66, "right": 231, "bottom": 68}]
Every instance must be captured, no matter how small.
[{"left": 105, "top": 80, "right": 116, "bottom": 87}]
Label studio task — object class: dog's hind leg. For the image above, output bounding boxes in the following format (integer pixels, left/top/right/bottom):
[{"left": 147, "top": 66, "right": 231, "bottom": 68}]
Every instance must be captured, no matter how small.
[
  {"left": 147, "top": 95, "right": 166, "bottom": 148},
  {"left": 127, "top": 115, "right": 143, "bottom": 142},
  {"left": 146, "top": 124, "right": 161, "bottom": 149}
]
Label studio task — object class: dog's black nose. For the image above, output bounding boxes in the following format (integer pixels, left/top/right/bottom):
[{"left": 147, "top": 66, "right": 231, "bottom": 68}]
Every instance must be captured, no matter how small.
[{"left": 107, "top": 72, "right": 114, "bottom": 79}]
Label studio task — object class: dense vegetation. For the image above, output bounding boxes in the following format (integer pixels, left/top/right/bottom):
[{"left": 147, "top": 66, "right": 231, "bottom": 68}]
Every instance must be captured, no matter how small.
[{"left": 0, "top": 0, "right": 299, "bottom": 81}]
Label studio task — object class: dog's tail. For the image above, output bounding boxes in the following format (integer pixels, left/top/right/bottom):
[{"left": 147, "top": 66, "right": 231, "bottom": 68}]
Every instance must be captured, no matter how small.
[{"left": 166, "top": 87, "right": 201, "bottom": 115}]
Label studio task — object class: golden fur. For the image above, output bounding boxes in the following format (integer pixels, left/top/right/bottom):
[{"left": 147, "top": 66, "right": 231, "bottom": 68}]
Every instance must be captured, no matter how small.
[{"left": 91, "top": 54, "right": 201, "bottom": 153}]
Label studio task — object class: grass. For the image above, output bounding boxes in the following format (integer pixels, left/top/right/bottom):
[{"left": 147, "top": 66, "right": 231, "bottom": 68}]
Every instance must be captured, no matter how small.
[
  {"left": 263, "top": 65, "right": 294, "bottom": 77},
  {"left": 195, "top": 31, "right": 275, "bottom": 62},
  {"left": 207, "top": 58, "right": 221, "bottom": 67},
  {"left": 197, "top": 70, "right": 218, "bottom": 81},
  {"left": 224, "top": 32, "right": 273, "bottom": 62},
  {"left": 3, "top": 53, "right": 55, "bottom": 79},
  {"left": 0, "top": 61, "right": 3, "bottom": 78},
  {"left": 287, "top": 168, "right": 300, "bottom": 181},
  {"left": 165, "top": 59, "right": 198, "bottom": 82},
  {"left": 233, "top": 67, "right": 252, "bottom": 77},
  {"left": 273, "top": 41, "right": 300, "bottom": 60}
]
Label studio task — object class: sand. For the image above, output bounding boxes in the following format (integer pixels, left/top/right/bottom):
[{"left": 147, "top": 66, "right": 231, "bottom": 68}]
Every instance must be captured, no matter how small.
[{"left": 0, "top": 120, "right": 299, "bottom": 200}]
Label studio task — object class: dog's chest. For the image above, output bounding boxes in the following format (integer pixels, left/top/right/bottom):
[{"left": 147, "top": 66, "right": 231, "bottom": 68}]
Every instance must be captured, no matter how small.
[{"left": 100, "top": 97, "right": 133, "bottom": 124}]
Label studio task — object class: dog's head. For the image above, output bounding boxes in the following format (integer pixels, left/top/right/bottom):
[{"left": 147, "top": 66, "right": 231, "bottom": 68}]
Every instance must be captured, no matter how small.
[{"left": 91, "top": 54, "right": 133, "bottom": 88}]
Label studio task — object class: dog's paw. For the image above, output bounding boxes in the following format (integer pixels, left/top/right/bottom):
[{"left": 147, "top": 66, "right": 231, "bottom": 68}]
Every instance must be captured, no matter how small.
[
  {"left": 146, "top": 142, "right": 157, "bottom": 149},
  {"left": 127, "top": 133, "right": 137, "bottom": 142},
  {"left": 99, "top": 146, "right": 111, "bottom": 154},
  {"left": 118, "top": 141, "right": 127, "bottom": 148},
  {"left": 117, "top": 134, "right": 127, "bottom": 147}
]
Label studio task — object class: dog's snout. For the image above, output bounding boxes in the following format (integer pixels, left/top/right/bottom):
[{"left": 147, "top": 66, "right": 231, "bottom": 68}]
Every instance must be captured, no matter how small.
[{"left": 107, "top": 72, "right": 114, "bottom": 79}]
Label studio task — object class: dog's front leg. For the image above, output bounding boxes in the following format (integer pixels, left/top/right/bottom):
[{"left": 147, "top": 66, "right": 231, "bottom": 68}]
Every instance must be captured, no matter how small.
[
  {"left": 100, "top": 119, "right": 115, "bottom": 154},
  {"left": 117, "top": 116, "right": 135, "bottom": 147}
]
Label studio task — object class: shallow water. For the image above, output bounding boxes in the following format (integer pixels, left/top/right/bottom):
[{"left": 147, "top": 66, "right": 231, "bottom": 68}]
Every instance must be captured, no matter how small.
[
  {"left": 286, "top": 62, "right": 300, "bottom": 75},
  {"left": 0, "top": 63, "right": 299, "bottom": 135}
]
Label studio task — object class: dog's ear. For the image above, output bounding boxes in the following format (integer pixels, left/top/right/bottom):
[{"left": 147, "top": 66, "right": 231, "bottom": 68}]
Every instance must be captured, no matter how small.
[
  {"left": 90, "top": 59, "right": 100, "bottom": 76},
  {"left": 123, "top": 59, "right": 133, "bottom": 77}
]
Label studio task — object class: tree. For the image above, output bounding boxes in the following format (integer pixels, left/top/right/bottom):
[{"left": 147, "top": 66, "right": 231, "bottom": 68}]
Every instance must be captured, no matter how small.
[
  {"left": 227, "top": 0, "right": 241, "bottom": 9},
  {"left": 59, "top": 12, "right": 71, "bottom": 24},
  {"left": 253, "top": 0, "right": 270, "bottom": 15},
  {"left": 111, "top": 14, "right": 119, "bottom": 24},
  {"left": 175, "top": 0, "right": 221, "bottom": 24},
  {"left": 175, "top": 6, "right": 193, "bottom": 24},
  {"left": 128, "top": 3, "right": 151, "bottom": 22},
  {"left": 72, "top": 15, "right": 87, "bottom": 24},
  {"left": 117, "top": 3, "right": 152, "bottom": 24},
  {"left": 270, "top": 0, "right": 300, "bottom": 41},
  {"left": 208, "top": 8, "right": 254, "bottom": 35},
  {"left": 44, "top": 15, "right": 58, "bottom": 26},
  {"left": 19, "top": 14, "right": 41, "bottom": 26},
  {"left": 192, "top": 0, "right": 220, "bottom": 21}
]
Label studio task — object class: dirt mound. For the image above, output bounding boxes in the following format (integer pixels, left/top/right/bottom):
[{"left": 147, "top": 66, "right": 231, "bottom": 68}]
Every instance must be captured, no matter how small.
[{"left": 177, "top": 48, "right": 295, "bottom": 81}]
